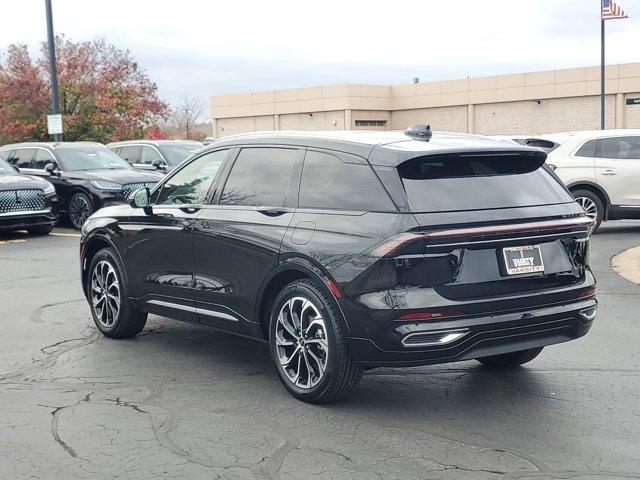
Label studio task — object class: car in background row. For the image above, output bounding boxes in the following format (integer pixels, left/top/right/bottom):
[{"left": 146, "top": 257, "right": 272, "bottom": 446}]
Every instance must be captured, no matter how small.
[
  {"left": 492, "top": 135, "right": 560, "bottom": 153},
  {"left": 0, "top": 142, "right": 162, "bottom": 230},
  {"left": 107, "top": 140, "right": 203, "bottom": 173},
  {"left": 0, "top": 154, "right": 58, "bottom": 235},
  {"left": 542, "top": 129, "right": 640, "bottom": 230},
  {"left": 80, "top": 126, "right": 596, "bottom": 403}
]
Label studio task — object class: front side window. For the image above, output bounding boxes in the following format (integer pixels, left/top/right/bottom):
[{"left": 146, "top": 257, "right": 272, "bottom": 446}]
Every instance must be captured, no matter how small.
[
  {"left": 0, "top": 157, "right": 17, "bottom": 174},
  {"left": 140, "top": 146, "right": 163, "bottom": 165},
  {"left": 155, "top": 149, "right": 228, "bottom": 205},
  {"left": 55, "top": 146, "right": 132, "bottom": 171},
  {"left": 575, "top": 139, "right": 597, "bottom": 158},
  {"left": 300, "top": 150, "right": 394, "bottom": 211},
  {"left": 11, "top": 148, "right": 35, "bottom": 168},
  {"left": 33, "top": 149, "right": 57, "bottom": 170},
  {"left": 119, "top": 146, "right": 141, "bottom": 164},
  {"left": 220, "top": 148, "right": 298, "bottom": 207},
  {"left": 596, "top": 136, "right": 640, "bottom": 159}
]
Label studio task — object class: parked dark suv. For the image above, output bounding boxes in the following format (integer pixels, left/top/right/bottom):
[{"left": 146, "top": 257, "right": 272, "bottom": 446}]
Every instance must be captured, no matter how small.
[
  {"left": 0, "top": 154, "right": 58, "bottom": 234},
  {"left": 80, "top": 127, "right": 596, "bottom": 403},
  {"left": 0, "top": 142, "right": 163, "bottom": 229}
]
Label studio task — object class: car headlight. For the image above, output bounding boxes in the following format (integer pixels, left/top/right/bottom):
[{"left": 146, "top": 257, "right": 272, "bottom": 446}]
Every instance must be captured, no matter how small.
[
  {"left": 42, "top": 182, "right": 56, "bottom": 195},
  {"left": 90, "top": 180, "right": 123, "bottom": 191}
]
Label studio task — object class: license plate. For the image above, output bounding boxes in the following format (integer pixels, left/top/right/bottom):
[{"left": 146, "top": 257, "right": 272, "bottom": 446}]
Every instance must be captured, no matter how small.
[{"left": 502, "top": 245, "right": 544, "bottom": 275}]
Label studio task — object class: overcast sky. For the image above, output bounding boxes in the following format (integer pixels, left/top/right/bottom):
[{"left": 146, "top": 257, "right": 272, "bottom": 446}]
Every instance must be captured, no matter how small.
[{"left": 3, "top": 0, "right": 640, "bottom": 120}]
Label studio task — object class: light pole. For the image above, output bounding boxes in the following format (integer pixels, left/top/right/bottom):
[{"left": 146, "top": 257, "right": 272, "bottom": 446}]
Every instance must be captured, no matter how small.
[{"left": 45, "top": 0, "right": 62, "bottom": 141}]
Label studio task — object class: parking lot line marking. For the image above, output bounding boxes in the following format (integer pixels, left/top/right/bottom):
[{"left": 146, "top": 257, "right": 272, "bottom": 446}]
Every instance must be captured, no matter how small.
[
  {"left": 0, "top": 239, "right": 27, "bottom": 245},
  {"left": 51, "top": 232, "right": 81, "bottom": 238}
]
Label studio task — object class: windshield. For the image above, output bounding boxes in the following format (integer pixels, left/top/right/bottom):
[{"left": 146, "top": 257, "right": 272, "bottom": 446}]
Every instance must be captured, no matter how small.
[
  {"left": 398, "top": 152, "right": 572, "bottom": 213},
  {"left": 0, "top": 157, "right": 16, "bottom": 174},
  {"left": 55, "top": 146, "right": 132, "bottom": 171},
  {"left": 158, "top": 144, "right": 201, "bottom": 166}
]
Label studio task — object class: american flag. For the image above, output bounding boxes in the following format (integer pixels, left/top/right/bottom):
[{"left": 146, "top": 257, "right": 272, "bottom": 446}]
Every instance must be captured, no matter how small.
[{"left": 602, "top": 0, "right": 628, "bottom": 20}]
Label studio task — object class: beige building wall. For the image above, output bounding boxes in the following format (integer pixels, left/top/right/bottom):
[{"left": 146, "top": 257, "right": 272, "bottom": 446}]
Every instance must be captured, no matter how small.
[
  {"left": 626, "top": 93, "right": 640, "bottom": 128},
  {"left": 390, "top": 106, "right": 468, "bottom": 132},
  {"left": 210, "top": 63, "right": 640, "bottom": 138},
  {"left": 217, "top": 115, "right": 275, "bottom": 137},
  {"left": 279, "top": 111, "right": 345, "bottom": 130},
  {"left": 475, "top": 96, "right": 617, "bottom": 135}
]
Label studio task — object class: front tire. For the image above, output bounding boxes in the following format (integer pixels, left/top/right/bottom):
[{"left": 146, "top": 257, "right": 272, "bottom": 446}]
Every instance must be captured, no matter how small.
[
  {"left": 572, "top": 189, "right": 604, "bottom": 233},
  {"left": 269, "top": 279, "right": 363, "bottom": 403},
  {"left": 88, "top": 248, "right": 147, "bottom": 339},
  {"left": 476, "top": 347, "right": 543, "bottom": 368},
  {"left": 68, "top": 192, "right": 94, "bottom": 230}
]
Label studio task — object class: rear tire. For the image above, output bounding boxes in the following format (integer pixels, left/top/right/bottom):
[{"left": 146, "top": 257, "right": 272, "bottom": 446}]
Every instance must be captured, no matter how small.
[
  {"left": 27, "top": 224, "right": 54, "bottom": 236},
  {"left": 269, "top": 279, "right": 363, "bottom": 403},
  {"left": 87, "top": 247, "right": 147, "bottom": 339},
  {"left": 571, "top": 189, "right": 604, "bottom": 233},
  {"left": 476, "top": 347, "right": 543, "bottom": 368}
]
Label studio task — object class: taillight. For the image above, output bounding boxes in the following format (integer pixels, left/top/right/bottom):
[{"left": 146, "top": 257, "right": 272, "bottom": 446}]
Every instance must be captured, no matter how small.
[
  {"left": 325, "top": 278, "right": 342, "bottom": 299},
  {"left": 371, "top": 232, "right": 426, "bottom": 258}
]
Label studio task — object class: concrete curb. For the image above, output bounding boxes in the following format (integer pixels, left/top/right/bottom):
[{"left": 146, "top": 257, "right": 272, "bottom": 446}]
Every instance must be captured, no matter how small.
[{"left": 611, "top": 245, "right": 640, "bottom": 285}]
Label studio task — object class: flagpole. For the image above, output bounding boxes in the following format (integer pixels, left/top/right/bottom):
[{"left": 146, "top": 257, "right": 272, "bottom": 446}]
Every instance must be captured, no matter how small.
[{"left": 600, "top": 3, "right": 605, "bottom": 130}]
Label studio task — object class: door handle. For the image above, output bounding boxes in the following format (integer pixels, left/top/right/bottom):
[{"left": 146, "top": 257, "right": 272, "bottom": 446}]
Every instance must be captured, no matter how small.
[
  {"left": 601, "top": 169, "right": 617, "bottom": 176},
  {"left": 257, "top": 207, "right": 290, "bottom": 217},
  {"left": 179, "top": 205, "right": 202, "bottom": 214}
]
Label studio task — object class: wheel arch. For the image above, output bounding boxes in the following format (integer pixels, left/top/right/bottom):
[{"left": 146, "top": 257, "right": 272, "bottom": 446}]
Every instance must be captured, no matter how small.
[
  {"left": 255, "top": 258, "right": 343, "bottom": 340},
  {"left": 566, "top": 181, "right": 611, "bottom": 219},
  {"left": 81, "top": 233, "right": 123, "bottom": 299}
]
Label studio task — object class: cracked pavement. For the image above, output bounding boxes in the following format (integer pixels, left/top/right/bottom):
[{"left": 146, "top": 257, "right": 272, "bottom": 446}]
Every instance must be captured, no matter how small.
[{"left": 0, "top": 223, "right": 639, "bottom": 480}]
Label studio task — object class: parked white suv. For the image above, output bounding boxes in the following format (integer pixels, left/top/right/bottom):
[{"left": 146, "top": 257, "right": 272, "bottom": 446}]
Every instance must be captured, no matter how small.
[{"left": 543, "top": 129, "right": 640, "bottom": 231}]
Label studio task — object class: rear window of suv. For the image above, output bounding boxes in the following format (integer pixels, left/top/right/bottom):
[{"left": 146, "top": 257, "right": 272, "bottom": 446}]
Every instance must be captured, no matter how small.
[{"left": 398, "top": 152, "right": 572, "bottom": 212}]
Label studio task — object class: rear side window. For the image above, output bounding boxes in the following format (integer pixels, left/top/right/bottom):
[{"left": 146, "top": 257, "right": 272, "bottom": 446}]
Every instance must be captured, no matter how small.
[
  {"left": 11, "top": 149, "right": 35, "bottom": 168},
  {"left": 300, "top": 150, "right": 394, "bottom": 211},
  {"left": 575, "top": 140, "right": 597, "bottom": 158},
  {"left": 220, "top": 148, "right": 298, "bottom": 207},
  {"left": 596, "top": 136, "right": 640, "bottom": 159},
  {"left": 398, "top": 153, "right": 572, "bottom": 213},
  {"left": 0, "top": 150, "right": 12, "bottom": 161}
]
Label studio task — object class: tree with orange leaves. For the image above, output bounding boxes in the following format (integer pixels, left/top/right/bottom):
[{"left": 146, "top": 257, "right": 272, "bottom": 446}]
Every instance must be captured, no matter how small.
[{"left": 0, "top": 37, "right": 168, "bottom": 144}]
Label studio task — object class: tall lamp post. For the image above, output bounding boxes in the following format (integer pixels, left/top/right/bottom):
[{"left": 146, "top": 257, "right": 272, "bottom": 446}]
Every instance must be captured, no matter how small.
[{"left": 45, "top": 0, "right": 62, "bottom": 142}]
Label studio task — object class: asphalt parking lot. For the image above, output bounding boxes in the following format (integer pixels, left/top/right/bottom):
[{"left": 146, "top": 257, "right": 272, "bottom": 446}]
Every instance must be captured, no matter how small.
[{"left": 1, "top": 222, "right": 639, "bottom": 480}]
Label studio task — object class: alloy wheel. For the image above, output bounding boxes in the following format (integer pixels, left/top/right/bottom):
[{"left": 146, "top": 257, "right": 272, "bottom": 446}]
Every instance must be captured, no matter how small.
[
  {"left": 90, "top": 260, "right": 121, "bottom": 328},
  {"left": 69, "top": 195, "right": 91, "bottom": 229},
  {"left": 275, "top": 296, "right": 329, "bottom": 389},
  {"left": 576, "top": 196, "right": 598, "bottom": 221}
]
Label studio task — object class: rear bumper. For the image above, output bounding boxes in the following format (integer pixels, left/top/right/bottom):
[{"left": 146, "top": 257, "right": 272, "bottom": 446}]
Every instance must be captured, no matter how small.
[
  {"left": 347, "top": 298, "right": 596, "bottom": 367},
  {"left": 0, "top": 209, "right": 58, "bottom": 231}
]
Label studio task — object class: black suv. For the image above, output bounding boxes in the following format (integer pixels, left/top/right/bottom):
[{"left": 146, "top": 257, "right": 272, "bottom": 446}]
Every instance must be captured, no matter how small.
[
  {"left": 0, "top": 154, "right": 58, "bottom": 234},
  {"left": 80, "top": 127, "right": 596, "bottom": 403},
  {"left": 0, "top": 142, "right": 162, "bottom": 229}
]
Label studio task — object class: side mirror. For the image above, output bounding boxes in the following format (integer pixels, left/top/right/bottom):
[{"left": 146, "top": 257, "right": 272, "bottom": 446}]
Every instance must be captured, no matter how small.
[
  {"left": 129, "top": 187, "right": 153, "bottom": 215},
  {"left": 152, "top": 159, "right": 166, "bottom": 170},
  {"left": 44, "top": 163, "right": 57, "bottom": 175}
]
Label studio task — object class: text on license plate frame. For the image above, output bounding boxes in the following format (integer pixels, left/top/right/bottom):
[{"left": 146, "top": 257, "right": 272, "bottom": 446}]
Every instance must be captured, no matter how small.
[{"left": 502, "top": 245, "right": 545, "bottom": 275}]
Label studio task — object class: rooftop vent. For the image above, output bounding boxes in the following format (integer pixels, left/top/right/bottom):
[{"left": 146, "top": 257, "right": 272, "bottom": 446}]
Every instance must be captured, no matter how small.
[{"left": 404, "top": 124, "right": 432, "bottom": 141}]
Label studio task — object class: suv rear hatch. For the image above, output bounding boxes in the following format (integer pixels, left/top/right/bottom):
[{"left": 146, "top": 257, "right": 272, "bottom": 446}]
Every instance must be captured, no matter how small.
[{"left": 369, "top": 148, "right": 593, "bottom": 308}]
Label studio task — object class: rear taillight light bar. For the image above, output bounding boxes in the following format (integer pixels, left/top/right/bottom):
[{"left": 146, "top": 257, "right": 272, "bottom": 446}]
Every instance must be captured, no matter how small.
[{"left": 372, "top": 217, "right": 593, "bottom": 258}]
